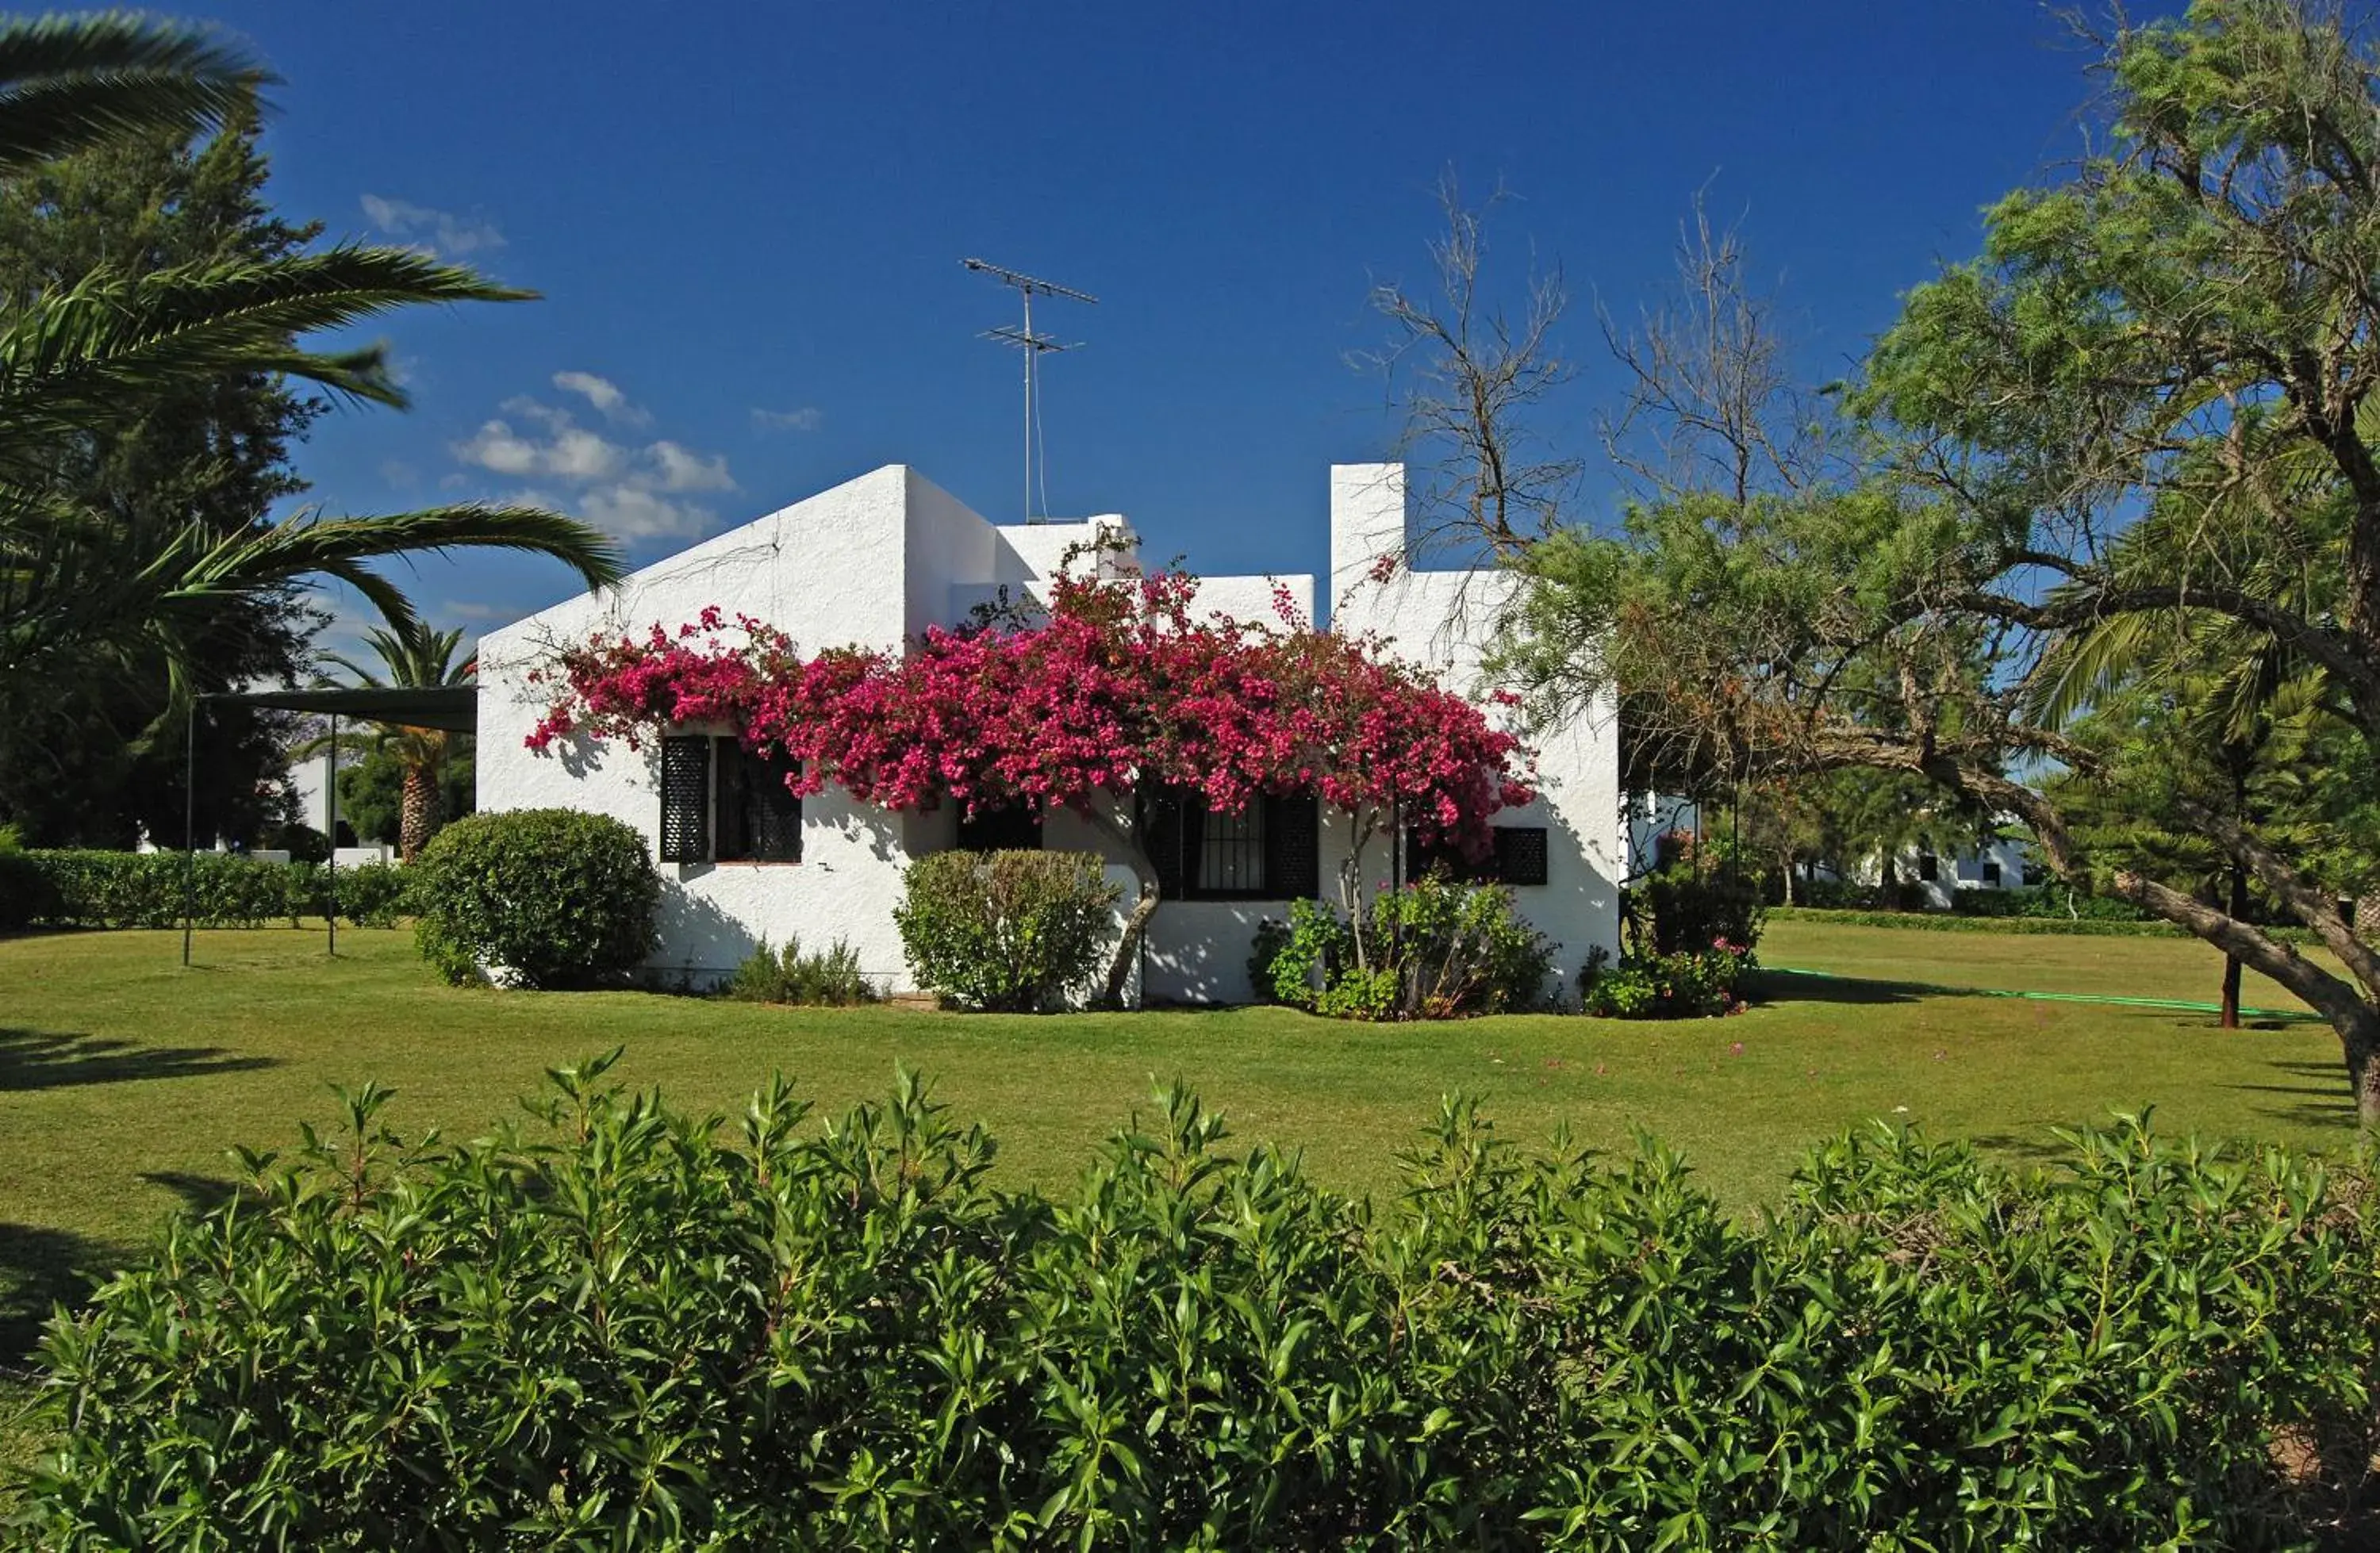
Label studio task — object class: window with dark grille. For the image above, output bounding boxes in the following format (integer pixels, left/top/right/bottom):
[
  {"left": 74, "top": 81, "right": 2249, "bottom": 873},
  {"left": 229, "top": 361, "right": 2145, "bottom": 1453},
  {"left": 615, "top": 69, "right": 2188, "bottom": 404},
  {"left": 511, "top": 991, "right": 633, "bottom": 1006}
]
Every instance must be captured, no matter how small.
[
  {"left": 956, "top": 803, "right": 1042, "bottom": 852},
  {"left": 1983, "top": 860, "right": 2002, "bottom": 887},
  {"left": 716, "top": 740, "right": 802, "bottom": 862},
  {"left": 1493, "top": 826, "right": 1549, "bottom": 886},
  {"left": 658, "top": 736, "right": 712, "bottom": 863},
  {"left": 1200, "top": 800, "right": 1265, "bottom": 893},
  {"left": 1407, "top": 824, "right": 1549, "bottom": 886},
  {"left": 660, "top": 736, "right": 802, "bottom": 865},
  {"left": 1138, "top": 785, "right": 1319, "bottom": 899}
]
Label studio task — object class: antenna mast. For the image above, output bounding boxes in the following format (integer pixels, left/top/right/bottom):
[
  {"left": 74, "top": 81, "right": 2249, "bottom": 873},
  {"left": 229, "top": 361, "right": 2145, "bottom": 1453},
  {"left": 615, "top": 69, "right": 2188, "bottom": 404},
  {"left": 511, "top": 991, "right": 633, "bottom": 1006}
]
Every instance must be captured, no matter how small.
[{"left": 963, "top": 257, "right": 1096, "bottom": 523}]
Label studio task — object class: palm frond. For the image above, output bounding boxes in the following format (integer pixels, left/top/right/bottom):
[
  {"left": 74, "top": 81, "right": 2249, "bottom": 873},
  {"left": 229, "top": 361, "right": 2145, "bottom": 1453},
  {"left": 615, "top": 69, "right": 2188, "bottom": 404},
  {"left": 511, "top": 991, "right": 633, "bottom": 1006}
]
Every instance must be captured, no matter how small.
[
  {"left": 0, "top": 13, "right": 267, "bottom": 176},
  {"left": 0, "top": 249, "right": 536, "bottom": 470},
  {"left": 194, "top": 503, "right": 623, "bottom": 597}
]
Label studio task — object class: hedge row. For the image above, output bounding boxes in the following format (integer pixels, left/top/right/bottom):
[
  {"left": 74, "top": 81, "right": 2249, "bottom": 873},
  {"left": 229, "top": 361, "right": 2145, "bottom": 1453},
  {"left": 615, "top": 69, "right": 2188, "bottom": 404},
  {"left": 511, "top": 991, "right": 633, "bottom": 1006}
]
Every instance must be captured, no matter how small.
[
  {"left": 3, "top": 849, "right": 411, "bottom": 931},
  {"left": 18, "top": 1064, "right": 2378, "bottom": 1549},
  {"left": 1769, "top": 905, "right": 2193, "bottom": 938}
]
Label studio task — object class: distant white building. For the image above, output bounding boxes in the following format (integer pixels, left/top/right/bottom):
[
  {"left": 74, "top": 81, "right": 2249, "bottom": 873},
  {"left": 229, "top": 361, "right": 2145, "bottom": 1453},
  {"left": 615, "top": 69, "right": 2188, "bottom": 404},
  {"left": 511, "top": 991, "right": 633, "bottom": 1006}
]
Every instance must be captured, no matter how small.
[{"left": 476, "top": 462, "right": 1624, "bottom": 1003}]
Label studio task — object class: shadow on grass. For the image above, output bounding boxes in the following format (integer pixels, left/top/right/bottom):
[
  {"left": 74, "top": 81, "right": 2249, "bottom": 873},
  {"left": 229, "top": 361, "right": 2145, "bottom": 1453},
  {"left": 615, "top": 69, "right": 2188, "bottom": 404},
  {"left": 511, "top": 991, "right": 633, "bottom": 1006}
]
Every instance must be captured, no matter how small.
[
  {"left": 2228, "top": 1055, "right": 2363, "bottom": 1132},
  {"left": 137, "top": 1172, "right": 241, "bottom": 1217},
  {"left": 1743, "top": 971, "right": 1934, "bottom": 1007},
  {"left": 1964, "top": 1130, "right": 2075, "bottom": 1168},
  {"left": 0, "top": 1029, "right": 277, "bottom": 1093},
  {"left": 0, "top": 1224, "right": 120, "bottom": 1369}
]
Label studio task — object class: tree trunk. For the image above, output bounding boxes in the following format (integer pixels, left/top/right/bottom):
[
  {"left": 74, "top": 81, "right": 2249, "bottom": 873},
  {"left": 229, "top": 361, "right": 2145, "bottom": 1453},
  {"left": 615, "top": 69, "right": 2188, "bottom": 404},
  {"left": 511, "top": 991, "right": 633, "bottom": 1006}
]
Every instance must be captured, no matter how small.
[
  {"left": 1088, "top": 802, "right": 1158, "bottom": 1010},
  {"left": 397, "top": 761, "right": 440, "bottom": 863},
  {"left": 2348, "top": 1009, "right": 2380, "bottom": 1131},
  {"left": 2221, "top": 862, "right": 2249, "bottom": 1029},
  {"left": 1100, "top": 881, "right": 1159, "bottom": 1010}
]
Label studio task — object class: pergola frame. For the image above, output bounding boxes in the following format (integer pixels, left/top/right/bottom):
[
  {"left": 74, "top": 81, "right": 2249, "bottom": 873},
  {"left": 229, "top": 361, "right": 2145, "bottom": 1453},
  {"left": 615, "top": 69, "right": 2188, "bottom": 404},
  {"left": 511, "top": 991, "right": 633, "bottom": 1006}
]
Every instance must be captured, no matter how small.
[{"left": 182, "top": 685, "right": 477, "bottom": 964}]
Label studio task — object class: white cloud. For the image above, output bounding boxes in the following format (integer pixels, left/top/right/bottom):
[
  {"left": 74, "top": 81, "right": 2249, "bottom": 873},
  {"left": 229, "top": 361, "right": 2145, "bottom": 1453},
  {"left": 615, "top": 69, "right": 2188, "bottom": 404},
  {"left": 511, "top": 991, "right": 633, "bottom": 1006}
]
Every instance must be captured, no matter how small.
[
  {"left": 441, "top": 600, "right": 510, "bottom": 622},
  {"left": 647, "top": 439, "right": 735, "bottom": 492},
  {"left": 378, "top": 458, "right": 419, "bottom": 489},
  {"left": 454, "top": 415, "right": 628, "bottom": 482},
  {"left": 359, "top": 194, "right": 505, "bottom": 258},
  {"left": 449, "top": 384, "right": 735, "bottom": 546},
  {"left": 552, "top": 370, "right": 651, "bottom": 428},
  {"left": 578, "top": 485, "right": 714, "bottom": 541},
  {"left": 751, "top": 405, "right": 823, "bottom": 433}
]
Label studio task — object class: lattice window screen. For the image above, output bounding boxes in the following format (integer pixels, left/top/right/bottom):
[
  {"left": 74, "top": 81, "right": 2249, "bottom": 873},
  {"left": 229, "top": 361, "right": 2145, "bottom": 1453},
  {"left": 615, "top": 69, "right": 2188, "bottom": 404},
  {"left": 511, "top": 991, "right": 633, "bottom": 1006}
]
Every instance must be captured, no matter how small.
[{"left": 658, "top": 736, "right": 712, "bottom": 863}]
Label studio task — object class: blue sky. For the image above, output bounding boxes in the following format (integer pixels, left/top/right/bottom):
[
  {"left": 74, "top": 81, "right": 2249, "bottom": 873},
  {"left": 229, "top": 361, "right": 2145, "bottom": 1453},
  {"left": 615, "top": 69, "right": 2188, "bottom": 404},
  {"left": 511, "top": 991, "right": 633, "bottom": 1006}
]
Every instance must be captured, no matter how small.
[{"left": 195, "top": 1, "right": 2138, "bottom": 650}]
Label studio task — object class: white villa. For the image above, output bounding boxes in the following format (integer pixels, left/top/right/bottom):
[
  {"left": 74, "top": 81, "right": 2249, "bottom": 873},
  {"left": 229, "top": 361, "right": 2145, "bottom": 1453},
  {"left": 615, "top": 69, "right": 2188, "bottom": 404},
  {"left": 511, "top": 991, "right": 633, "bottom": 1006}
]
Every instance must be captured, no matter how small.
[{"left": 477, "top": 462, "right": 1623, "bottom": 1004}]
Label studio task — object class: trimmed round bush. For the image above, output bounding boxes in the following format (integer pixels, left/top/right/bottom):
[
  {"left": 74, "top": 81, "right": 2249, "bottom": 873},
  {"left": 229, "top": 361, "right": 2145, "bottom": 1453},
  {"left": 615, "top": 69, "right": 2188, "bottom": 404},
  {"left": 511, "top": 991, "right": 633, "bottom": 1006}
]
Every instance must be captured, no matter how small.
[
  {"left": 893, "top": 849, "right": 1118, "bottom": 1010},
  {"left": 409, "top": 809, "right": 658, "bottom": 987}
]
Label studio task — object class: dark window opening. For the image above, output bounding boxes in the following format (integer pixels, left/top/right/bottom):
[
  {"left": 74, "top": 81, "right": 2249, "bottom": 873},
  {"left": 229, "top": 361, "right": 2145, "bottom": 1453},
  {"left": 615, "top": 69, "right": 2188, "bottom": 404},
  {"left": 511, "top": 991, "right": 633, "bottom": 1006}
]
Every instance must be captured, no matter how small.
[
  {"left": 1405, "top": 825, "right": 1550, "bottom": 888},
  {"left": 659, "top": 734, "right": 801, "bottom": 864},
  {"left": 1982, "top": 860, "right": 2002, "bottom": 887},
  {"left": 1917, "top": 852, "right": 1939, "bottom": 883},
  {"left": 957, "top": 803, "right": 1043, "bottom": 853},
  {"left": 1139, "top": 786, "right": 1319, "bottom": 900}
]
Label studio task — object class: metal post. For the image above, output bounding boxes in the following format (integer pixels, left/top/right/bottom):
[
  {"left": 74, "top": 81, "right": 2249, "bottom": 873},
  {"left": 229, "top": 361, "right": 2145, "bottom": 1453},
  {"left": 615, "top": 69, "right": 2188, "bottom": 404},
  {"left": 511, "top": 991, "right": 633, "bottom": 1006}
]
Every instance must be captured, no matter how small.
[
  {"left": 181, "top": 698, "right": 196, "bottom": 967},
  {"left": 325, "top": 713, "right": 338, "bottom": 957},
  {"left": 1022, "top": 286, "right": 1035, "bottom": 521}
]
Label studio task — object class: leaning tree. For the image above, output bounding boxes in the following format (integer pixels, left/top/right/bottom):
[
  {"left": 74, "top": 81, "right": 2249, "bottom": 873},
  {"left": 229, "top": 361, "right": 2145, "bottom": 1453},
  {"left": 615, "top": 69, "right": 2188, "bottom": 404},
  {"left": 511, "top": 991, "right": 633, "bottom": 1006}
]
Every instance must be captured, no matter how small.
[
  {"left": 1502, "top": 0, "right": 2380, "bottom": 1125},
  {"left": 527, "top": 566, "right": 1534, "bottom": 1005}
]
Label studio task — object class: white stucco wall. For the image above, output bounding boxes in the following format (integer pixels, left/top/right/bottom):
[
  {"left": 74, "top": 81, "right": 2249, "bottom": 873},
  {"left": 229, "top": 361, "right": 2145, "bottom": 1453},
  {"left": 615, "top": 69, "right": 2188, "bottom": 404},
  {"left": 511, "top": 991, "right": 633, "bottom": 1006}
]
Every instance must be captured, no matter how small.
[
  {"left": 1319, "top": 463, "right": 1624, "bottom": 1003},
  {"left": 480, "top": 466, "right": 929, "bottom": 987},
  {"left": 478, "top": 459, "right": 1623, "bottom": 1003}
]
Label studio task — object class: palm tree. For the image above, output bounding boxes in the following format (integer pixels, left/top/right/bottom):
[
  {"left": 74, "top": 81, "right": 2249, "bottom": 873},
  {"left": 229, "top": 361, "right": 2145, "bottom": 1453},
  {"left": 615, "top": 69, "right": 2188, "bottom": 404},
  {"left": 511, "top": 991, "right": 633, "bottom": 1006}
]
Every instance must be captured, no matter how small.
[
  {"left": 0, "top": 14, "right": 624, "bottom": 727},
  {"left": 0, "top": 13, "right": 265, "bottom": 179},
  {"left": 298, "top": 619, "right": 474, "bottom": 861}
]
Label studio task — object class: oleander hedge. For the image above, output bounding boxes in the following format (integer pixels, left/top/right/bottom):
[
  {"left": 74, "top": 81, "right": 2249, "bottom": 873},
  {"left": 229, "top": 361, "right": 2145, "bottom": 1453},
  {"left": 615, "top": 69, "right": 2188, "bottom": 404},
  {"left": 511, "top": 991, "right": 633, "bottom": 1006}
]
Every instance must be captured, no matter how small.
[{"left": 16, "top": 1062, "right": 2378, "bottom": 1550}]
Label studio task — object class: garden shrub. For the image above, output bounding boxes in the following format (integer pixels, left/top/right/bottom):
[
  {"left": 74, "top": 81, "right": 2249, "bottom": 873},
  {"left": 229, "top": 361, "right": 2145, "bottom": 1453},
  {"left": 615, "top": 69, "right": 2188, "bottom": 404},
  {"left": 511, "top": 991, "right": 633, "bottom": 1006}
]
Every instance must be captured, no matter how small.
[
  {"left": 893, "top": 849, "right": 1117, "bottom": 1011},
  {"left": 25, "top": 849, "right": 301, "bottom": 929},
  {"left": 1578, "top": 941, "right": 1751, "bottom": 1018},
  {"left": 1950, "top": 882, "right": 2155, "bottom": 921},
  {"left": 1252, "top": 877, "right": 1553, "bottom": 1018},
  {"left": 18, "top": 1066, "right": 2378, "bottom": 1551},
  {"left": 1637, "top": 835, "right": 1764, "bottom": 956},
  {"left": 723, "top": 934, "right": 879, "bottom": 1006},
  {"left": 409, "top": 809, "right": 658, "bottom": 988},
  {"left": 283, "top": 861, "right": 413, "bottom": 927},
  {"left": 0, "top": 826, "right": 52, "bottom": 932},
  {"left": 1767, "top": 906, "right": 2205, "bottom": 938}
]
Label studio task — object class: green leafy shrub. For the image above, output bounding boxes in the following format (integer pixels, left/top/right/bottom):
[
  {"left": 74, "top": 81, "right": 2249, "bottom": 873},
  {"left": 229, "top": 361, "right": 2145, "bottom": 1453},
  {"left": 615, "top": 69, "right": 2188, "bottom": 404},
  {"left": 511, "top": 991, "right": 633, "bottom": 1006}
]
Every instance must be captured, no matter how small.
[
  {"left": 19, "top": 1068, "right": 2378, "bottom": 1550},
  {"left": 0, "top": 826, "right": 54, "bottom": 932},
  {"left": 723, "top": 934, "right": 879, "bottom": 1006},
  {"left": 1578, "top": 941, "right": 1751, "bottom": 1018},
  {"left": 893, "top": 849, "right": 1117, "bottom": 1010},
  {"left": 1768, "top": 906, "right": 2208, "bottom": 938},
  {"left": 409, "top": 809, "right": 658, "bottom": 988},
  {"left": 1638, "top": 834, "right": 1764, "bottom": 956},
  {"left": 279, "top": 861, "right": 413, "bottom": 927},
  {"left": 1252, "top": 878, "right": 1553, "bottom": 1018},
  {"left": 255, "top": 820, "right": 332, "bottom": 864},
  {"left": 25, "top": 849, "right": 301, "bottom": 929},
  {"left": 1951, "top": 882, "right": 2155, "bottom": 920}
]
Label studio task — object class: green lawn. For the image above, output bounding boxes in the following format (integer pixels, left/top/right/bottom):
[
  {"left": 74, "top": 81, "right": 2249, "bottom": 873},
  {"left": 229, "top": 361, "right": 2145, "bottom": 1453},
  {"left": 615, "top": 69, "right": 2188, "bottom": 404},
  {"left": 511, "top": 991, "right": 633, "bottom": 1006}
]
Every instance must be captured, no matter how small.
[
  {"left": 1, "top": 920, "right": 2365, "bottom": 1348},
  {"left": 0, "top": 918, "right": 2367, "bottom": 1492}
]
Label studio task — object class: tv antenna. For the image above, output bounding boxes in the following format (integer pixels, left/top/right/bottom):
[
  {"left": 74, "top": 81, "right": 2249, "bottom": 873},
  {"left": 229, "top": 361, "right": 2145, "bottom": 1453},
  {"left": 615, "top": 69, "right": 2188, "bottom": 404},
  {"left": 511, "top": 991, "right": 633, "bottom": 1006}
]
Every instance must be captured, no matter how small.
[{"left": 963, "top": 257, "right": 1096, "bottom": 523}]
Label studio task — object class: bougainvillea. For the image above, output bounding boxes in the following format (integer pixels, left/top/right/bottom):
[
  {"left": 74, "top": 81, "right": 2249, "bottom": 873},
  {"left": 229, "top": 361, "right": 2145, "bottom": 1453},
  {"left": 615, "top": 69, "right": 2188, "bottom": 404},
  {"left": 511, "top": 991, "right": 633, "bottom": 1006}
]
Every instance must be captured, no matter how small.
[{"left": 527, "top": 563, "right": 1535, "bottom": 1000}]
